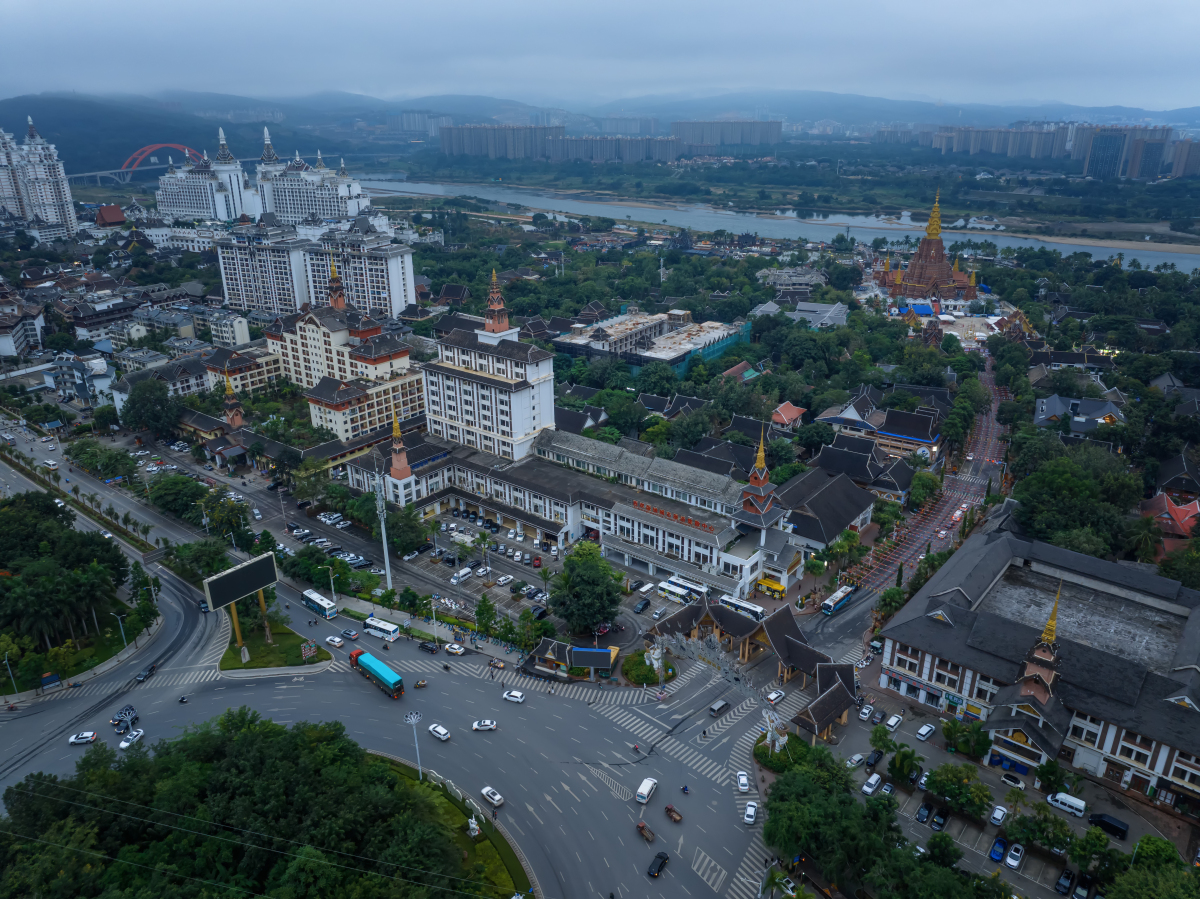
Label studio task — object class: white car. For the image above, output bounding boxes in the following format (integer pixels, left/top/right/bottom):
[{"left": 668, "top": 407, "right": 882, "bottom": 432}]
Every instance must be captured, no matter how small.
[
  {"left": 916, "top": 723, "right": 936, "bottom": 741},
  {"left": 336, "top": 521, "right": 352, "bottom": 530},
  {"left": 496, "top": 574, "right": 513, "bottom": 586},
  {"left": 1000, "top": 772, "right": 1025, "bottom": 791},
  {"left": 54, "top": 498, "right": 65, "bottom": 508},
  {"left": 515, "top": 533, "right": 525, "bottom": 542},
  {"left": 100, "top": 530, "right": 113, "bottom": 539},
  {"left": 119, "top": 729, "right": 145, "bottom": 750},
  {"left": 1004, "top": 843, "right": 1024, "bottom": 869},
  {"left": 481, "top": 786, "right": 504, "bottom": 807},
  {"left": 252, "top": 509, "right": 262, "bottom": 521},
  {"left": 766, "top": 690, "right": 785, "bottom": 706},
  {"left": 990, "top": 805, "right": 1008, "bottom": 826},
  {"left": 966, "top": 454, "right": 975, "bottom": 461},
  {"left": 885, "top": 714, "right": 903, "bottom": 732},
  {"left": 325, "top": 635, "right": 344, "bottom": 648},
  {"left": 502, "top": 690, "right": 525, "bottom": 704},
  {"left": 507, "top": 529, "right": 516, "bottom": 539},
  {"left": 475, "top": 566, "right": 491, "bottom": 578},
  {"left": 846, "top": 753, "right": 865, "bottom": 769},
  {"left": 445, "top": 644, "right": 465, "bottom": 655},
  {"left": 402, "top": 551, "right": 419, "bottom": 562},
  {"left": 472, "top": 720, "right": 497, "bottom": 732},
  {"left": 428, "top": 724, "right": 450, "bottom": 742},
  {"left": 858, "top": 704, "right": 874, "bottom": 721},
  {"left": 69, "top": 732, "right": 98, "bottom": 745},
  {"left": 737, "top": 771, "right": 750, "bottom": 792},
  {"left": 743, "top": 801, "right": 758, "bottom": 824},
  {"left": 960, "top": 503, "right": 970, "bottom": 511},
  {"left": 938, "top": 530, "right": 948, "bottom": 539}
]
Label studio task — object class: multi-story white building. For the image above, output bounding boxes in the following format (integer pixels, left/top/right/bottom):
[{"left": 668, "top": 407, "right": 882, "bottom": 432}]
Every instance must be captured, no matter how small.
[
  {"left": 111, "top": 356, "right": 210, "bottom": 417},
  {"left": 202, "top": 345, "right": 283, "bottom": 396},
  {"left": 0, "top": 118, "right": 77, "bottom": 237},
  {"left": 303, "top": 223, "right": 415, "bottom": 319},
  {"left": 259, "top": 150, "right": 371, "bottom": 225},
  {"left": 208, "top": 312, "right": 250, "bottom": 348},
  {"left": 265, "top": 268, "right": 424, "bottom": 438},
  {"left": 423, "top": 274, "right": 555, "bottom": 460},
  {"left": 155, "top": 129, "right": 263, "bottom": 222},
  {"left": 216, "top": 217, "right": 414, "bottom": 318}
]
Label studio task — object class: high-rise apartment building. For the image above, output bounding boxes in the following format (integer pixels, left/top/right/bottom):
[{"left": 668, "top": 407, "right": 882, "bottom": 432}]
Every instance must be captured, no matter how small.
[
  {"left": 216, "top": 217, "right": 416, "bottom": 318},
  {"left": 1172, "top": 140, "right": 1200, "bottom": 179},
  {"left": 439, "top": 125, "right": 565, "bottom": 159},
  {"left": 1125, "top": 139, "right": 1167, "bottom": 180},
  {"left": 670, "top": 121, "right": 782, "bottom": 146},
  {"left": 0, "top": 118, "right": 78, "bottom": 236},
  {"left": 424, "top": 274, "right": 555, "bottom": 460},
  {"left": 1085, "top": 129, "right": 1133, "bottom": 179}
]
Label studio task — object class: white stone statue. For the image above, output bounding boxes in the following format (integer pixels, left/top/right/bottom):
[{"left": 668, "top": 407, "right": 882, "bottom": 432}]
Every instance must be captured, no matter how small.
[{"left": 467, "top": 814, "right": 480, "bottom": 837}]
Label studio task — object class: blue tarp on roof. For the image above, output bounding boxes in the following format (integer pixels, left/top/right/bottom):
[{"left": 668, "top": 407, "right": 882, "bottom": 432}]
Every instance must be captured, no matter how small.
[{"left": 910, "top": 304, "right": 935, "bottom": 316}]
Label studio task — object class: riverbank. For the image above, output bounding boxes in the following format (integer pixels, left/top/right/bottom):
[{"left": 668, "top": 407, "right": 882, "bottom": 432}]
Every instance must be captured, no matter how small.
[{"left": 364, "top": 177, "right": 1200, "bottom": 271}]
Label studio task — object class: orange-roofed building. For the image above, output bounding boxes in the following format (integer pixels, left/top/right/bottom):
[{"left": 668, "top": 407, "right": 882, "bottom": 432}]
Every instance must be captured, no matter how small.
[
  {"left": 95, "top": 205, "right": 126, "bottom": 228},
  {"left": 772, "top": 401, "right": 806, "bottom": 427},
  {"left": 1138, "top": 493, "right": 1200, "bottom": 538}
]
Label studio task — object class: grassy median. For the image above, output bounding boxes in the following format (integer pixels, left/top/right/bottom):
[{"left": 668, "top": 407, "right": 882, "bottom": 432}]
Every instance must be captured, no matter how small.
[{"left": 219, "top": 623, "right": 332, "bottom": 670}]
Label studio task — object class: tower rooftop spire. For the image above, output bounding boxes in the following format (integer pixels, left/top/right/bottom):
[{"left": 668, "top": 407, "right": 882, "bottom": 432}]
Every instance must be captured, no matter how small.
[
  {"left": 925, "top": 189, "right": 942, "bottom": 240},
  {"left": 1040, "top": 581, "right": 1061, "bottom": 644}
]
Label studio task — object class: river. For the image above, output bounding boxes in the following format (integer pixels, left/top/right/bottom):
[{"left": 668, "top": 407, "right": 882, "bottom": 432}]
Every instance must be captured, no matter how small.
[{"left": 359, "top": 176, "right": 1200, "bottom": 273}]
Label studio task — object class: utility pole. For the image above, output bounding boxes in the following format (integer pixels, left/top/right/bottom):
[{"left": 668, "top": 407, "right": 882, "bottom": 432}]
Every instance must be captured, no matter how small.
[
  {"left": 4, "top": 652, "right": 17, "bottom": 697},
  {"left": 404, "top": 710, "right": 424, "bottom": 780},
  {"left": 373, "top": 466, "right": 393, "bottom": 592},
  {"left": 111, "top": 612, "right": 127, "bottom": 649}
]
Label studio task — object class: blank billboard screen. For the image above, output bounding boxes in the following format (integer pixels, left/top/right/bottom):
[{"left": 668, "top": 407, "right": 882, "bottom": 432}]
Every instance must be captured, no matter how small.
[{"left": 203, "top": 553, "right": 279, "bottom": 611}]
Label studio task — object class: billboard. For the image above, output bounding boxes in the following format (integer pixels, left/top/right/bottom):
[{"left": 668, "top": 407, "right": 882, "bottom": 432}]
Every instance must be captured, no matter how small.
[{"left": 203, "top": 553, "right": 279, "bottom": 611}]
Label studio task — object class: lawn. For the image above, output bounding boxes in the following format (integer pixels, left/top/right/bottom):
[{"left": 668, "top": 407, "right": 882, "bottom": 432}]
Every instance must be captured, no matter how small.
[
  {"left": 621, "top": 649, "right": 678, "bottom": 685},
  {"left": 219, "top": 623, "right": 332, "bottom": 670}
]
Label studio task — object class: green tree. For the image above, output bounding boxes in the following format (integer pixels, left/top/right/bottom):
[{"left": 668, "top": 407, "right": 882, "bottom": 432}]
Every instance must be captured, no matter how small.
[
  {"left": 1034, "top": 759, "right": 1068, "bottom": 795},
  {"left": 886, "top": 744, "right": 923, "bottom": 784},
  {"left": 1070, "top": 826, "right": 1113, "bottom": 873},
  {"left": 386, "top": 503, "right": 430, "bottom": 555},
  {"left": 475, "top": 594, "right": 497, "bottom": 637},
  {"left": 548, "top": 540, "right": 622, "bottom": 635},
  {"left": 940, "top": 718, "right": 965, "bottom": 751},
  {"left": 92, "top": 404, "right": 119, "bottom": 430},
  {"left": 1106, "top": 867, "right": 1200, "bottom": 899},
  {"left": 190, "top": 443, "right": 207, "bottom": 462},
  {"left": 876, "top": 586, "right": 907, "bottom": 616},
  {"left": 926, "top": 832, "right": 963, "bottom": 868},
  {"left": 148, "top": 474, "right": 208, "bottom": 522},
  {"left": 908, "top": 471, "right": 941, "bottom": 509},
  {"left": 796, "top": 421, "right": 835, "bottom": 456},
  {"left": 869, "top": 725, "right": 898, "bottom": 758},
  {"left": 118, "top": 378, "right": 182, "bottom": 435}
]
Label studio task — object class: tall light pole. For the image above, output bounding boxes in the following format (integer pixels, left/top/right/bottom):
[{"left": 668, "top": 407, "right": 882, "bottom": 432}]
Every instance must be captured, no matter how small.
[
  {"left": 317, "top": 565, "right": 337, "bottom": 606},
  {"left": 111, "top": 612, "right": 128, "bottom": 649},
  {"left": 373, "top": 467, "right": 392, "bottom": 592},
  {"left": 404, "top": 710, "right": 423, "bottom": 781},
  {"left": 4, "top": 652, "right": 17, "bottom": 697}
]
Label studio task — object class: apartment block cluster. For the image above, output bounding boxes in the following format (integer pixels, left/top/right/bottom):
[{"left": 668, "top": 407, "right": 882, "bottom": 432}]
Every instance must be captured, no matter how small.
[
  {"left": 0, "top": 118, "right": 78, "bottom": 242},
  {"left": 440, "top": 120, "right": 782, "bottom": 161},
  {"left": 874, "top": 120, "right": 1190, "bottom": 180}
]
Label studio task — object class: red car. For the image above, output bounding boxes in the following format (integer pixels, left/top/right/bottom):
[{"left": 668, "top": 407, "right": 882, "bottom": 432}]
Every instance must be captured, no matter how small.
[{"left": 532, "top": 556, "right": 542, "bottom": 568}]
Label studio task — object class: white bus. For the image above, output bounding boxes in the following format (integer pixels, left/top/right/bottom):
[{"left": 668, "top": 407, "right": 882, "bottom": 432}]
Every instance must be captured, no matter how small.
[
  {"left": 667, "top": 576, "right": 710, "bottom": 601},
  {"left": 820, "top": 585, "right": 857, "bottom": 616},
  {"left": 717, "top": 594, "right": 767, "bottom": 622},
  {"left": 301, "top": 589, "right": 337, "bottom": 619},
  {"left": 42, "top": 459, "right": 58, "bottom": 471},
  {"left": 364, "top": 617, "right": 400, "bottom": 642},
  {"left": 656, "top": 582, "right": 691, "bottom": 604}
]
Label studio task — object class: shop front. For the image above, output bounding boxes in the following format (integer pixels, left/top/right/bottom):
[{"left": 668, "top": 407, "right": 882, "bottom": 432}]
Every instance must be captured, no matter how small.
[{"left": 882, "top": 668, "right": 942, "bottom": 708}]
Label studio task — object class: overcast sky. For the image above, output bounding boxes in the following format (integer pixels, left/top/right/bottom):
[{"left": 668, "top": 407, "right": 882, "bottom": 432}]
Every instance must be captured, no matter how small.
[{"left": 5, "top": 0, "right": 1198, "bottom": 111}]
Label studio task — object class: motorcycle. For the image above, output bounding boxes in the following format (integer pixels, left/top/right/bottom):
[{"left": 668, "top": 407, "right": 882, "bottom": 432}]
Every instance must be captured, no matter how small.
[
  {"left": 442, "top": 663, "right": 450, "bottom": 671},
  {"left": 414, "top": 679, "right": 427, "bottom": 688},
  {"left": 681, "top": 786, "right": 689, "bottom": 795},
  {"left": 178, "top": 696, "right": 187, "bottom": 703}
]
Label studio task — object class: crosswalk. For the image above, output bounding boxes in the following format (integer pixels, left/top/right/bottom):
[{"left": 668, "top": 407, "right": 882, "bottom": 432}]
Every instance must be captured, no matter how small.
[
  {"left": 37, "top": 668, "right": 222, "bottom": 701},
  {"left": 692, "top": 846, "right": 729, "bottom": 893},
  {"left": 725, "top": 832, "right": 770, "bottom": 899}
]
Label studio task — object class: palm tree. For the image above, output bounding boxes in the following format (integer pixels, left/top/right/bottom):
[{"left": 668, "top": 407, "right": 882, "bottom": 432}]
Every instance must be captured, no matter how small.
[
  {"left": 941, "top": 718, "right": 966, "bottom": 753},
  {"left": 71, "top": 485, "right": 80, "bottom": 501},
  {"left": 140, "top": 523, "right": 152, "bottom": 540},
  {"left": 1125, "top": 516, "right": 1162, "bottom": 563},
  {"left": 105, "top": 504, "right": 118, "bottom": 522},
  {"left": 50, "top": 471, "right": 61, "bottom": 489},
  {"left": 1004, "top": 787, "right": 1027, "bottom": 817},
  {"left": 121, "top": 511, "right": 134, "bottom": 530},
  {"left": 887, "top": 744, "right": 924, "bottom": 783}
]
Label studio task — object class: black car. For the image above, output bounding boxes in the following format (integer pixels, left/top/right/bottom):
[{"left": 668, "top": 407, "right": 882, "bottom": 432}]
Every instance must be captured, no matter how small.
[
  {"left": 870, "top": 710, "right": 886, "bottom": 726},
  {"left": 322, "top": 545, "right": 343, "bottom": 555},
  {"left": 418, "top": 641, "right": 439, "bottom": 654},
  {"left": 352, "top": 559, "right": 372, "bottom": 569},
  {"left": 908, "top": 765, "right": 924, "bottom": 787},
  {"left": 865, "top": 749, "right": 884, "bottom": 769},
  {"left": 631, "top": 580, "right": 645, "bottom": 592},
  {"left": 509, "top": 583, "right": 522, "bottom": 594},
  {"left": 467, "top": 560, "right": 482, "bottom": 570},
  {"left": 531, "top": 607, "right": 549, "bottom": 621},
  {"left": 110, "top": 705, "right": 137, "bottom": 727},
  {"left": 1074, "top": 873, "right": 1095, "bottom": 899},
  {"left": 417, "top": 543, "right": 433, "bottom": 554},
  {"left": 647, "top": 851, "right": 669, "bottom": 878},
  {"left": 442, "top": 556, "right": 457, "bottom": 566},
  {"left": 286, "top": 521, "right": 300, "bottom": 531},
  {"left": 296, "top": 499, "right": 312, "bottom": 509},
  {"left": 135, "top": 664, "right": 156, "bottom": 682},
  {"left": 931, "top": 808, "right": 949, "bottom": 832},
  {"left": 634, "top": 598, "right": 651, "bottom": 613},
  {"left": 451, "top": 509, "right": 460, "bottom": 518},
  {"left": 915, "top": 802, "right": 933, "bottom": 824},
  {"left": 199, "top": 600, "right": 209, "bottom": 613},
  {"left": 1054, "top": 869, "right": 1075, "bottom": 896},
  {"left": 266, "top": 483, "right": 279, "bottom": 491}
]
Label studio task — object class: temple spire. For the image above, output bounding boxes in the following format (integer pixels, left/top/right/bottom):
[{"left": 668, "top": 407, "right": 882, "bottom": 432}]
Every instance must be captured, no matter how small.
[
  {"left": 483, "top": 269, "right": 510, "bottom": 333},
  {"left": 261, "top": 127, "right": 278, "bottom": 163},
  {"left": 755, "top": 426, "right": 766, "bottom": 472},
  {"left": 338, "top": 158, "right": 348, "bottom": 176},
  {"left": 215, "top": 128, "right": 234, "bottom": 163},
  {"left": 884, "top": 254, "right": 890, "bottom": 273},
  {"left": 969, "top": 268, "right": 976, "bottom": 287},
  {"left": 925, "top": 189, "right": 942, "bottom": 240},
  {"left": 1040, "top": 581, "right": 1061, "bottom": 644},
  {"left": 315, "top": 150, "right": 326, "bottom": 170}
]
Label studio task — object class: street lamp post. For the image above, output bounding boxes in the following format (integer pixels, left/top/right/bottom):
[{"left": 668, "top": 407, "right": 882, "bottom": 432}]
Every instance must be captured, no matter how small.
[
  {"left": 111, "top": 612, "right": 128, "bottom": 649},
  {"left": 317, "top": 565, "right": 337, "bottom": 606},
  {"left": 373, "top": 470, "right": 392, "bottom": 592},
  {"left": 3, "top": 652, "right": 17, "bottom": 697},
  {"left": 404, "top": 710, "right": 423, "bottom": 781}
]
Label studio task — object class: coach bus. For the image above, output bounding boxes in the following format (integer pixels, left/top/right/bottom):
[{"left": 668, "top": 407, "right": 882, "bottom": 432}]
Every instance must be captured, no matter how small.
[
  {"left": 656, "top": 582, "right": 692, "bottom": 604},
  {"left": 717, "top": 594, "right": 767, "bottom": 622},
  {"left": 820, "top": 585, "right": 857, "bottom": 616},
  {"left": 349, "top": 649, "right": 403, "bottom": 698},
  {"left": 301, "top": 589, "right": 337, "bottom": 619},
  {"left": 363, "top": 617, "right": 401, "bottom": 642},
  {"left": 667, "top": 575, "right": 710, "bottom": 602}
]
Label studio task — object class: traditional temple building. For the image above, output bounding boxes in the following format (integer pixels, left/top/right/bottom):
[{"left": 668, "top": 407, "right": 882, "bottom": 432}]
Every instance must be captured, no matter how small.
[{"left": 875, "top": 191, "right": 978, "bottom": 309}]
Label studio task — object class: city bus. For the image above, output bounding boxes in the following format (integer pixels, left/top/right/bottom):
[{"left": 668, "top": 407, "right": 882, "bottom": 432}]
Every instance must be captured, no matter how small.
[
  {"left": 717, "top": 594, "right": 767, "bottom": 622},
  {"left": 667, "top": 576, "right": 710, "bottom": 602},
  {"left": 363, "top": 617, "right": 401, "bottom": 642},
  {"left": 820, "top": 585, "right": 857, "bottom": 616},
  {"left": 656, "top": 582, "right": 692, "bottom": 604},
  {"left": 301, "top": 589, "right": 337, "bottom": 619},
  {"left": 349, "top": 649, "right": 403, "bottom": 698}
]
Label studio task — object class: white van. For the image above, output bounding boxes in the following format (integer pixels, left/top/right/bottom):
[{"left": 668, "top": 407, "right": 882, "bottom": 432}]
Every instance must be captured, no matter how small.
[
  {"left": 636, "top": 777, "right": 658, "bottom": 804},
  {"left": 861, "top": 773, "right": 882, "bottom": 796},
  {"left": 450, "top": 567, "right": 473, "bottom": 586},
  {"left": 1047, "top": 792, "right": 1086, "bottom": 818}
]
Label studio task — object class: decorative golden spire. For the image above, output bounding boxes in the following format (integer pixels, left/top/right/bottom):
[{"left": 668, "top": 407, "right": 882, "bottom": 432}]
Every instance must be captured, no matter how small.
[
  {"left": 1040, "top": 581, "right": 1061, "bottom": 644},
  {"left": 953, "top": 254, "right": 959, "bottom": 272},
  {"left": 224, "top": 366, "right": 234, "bottom": 396},
  {"left": 969, "top": 268, "right": 976, "bottom": 287},
  {"left": 894, "top": 266, "right": 902, "bottom": 283},
  {"left": 884, "top": 254, "right": 891, "bottom": 272},
  {"left": 755, "top": 426, "right": 766, "bottom": 471},
  {"left": 392, "top": 416, "right": 401, "bottom": 439},
  {"left": 926, "top": 189, "right": 942, "bottom": 240},
  {"left": 330, "top": 261, "right": 338, "bottom": 280}
]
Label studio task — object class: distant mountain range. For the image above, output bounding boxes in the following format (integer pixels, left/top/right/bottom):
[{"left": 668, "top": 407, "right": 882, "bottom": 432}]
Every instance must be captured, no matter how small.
[{"left": 2, "top": 88, "right": 1196, "bottom": 176}]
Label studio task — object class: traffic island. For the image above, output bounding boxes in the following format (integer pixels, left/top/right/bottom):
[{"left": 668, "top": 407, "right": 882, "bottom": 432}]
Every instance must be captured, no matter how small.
[{"left": 218, "top": 624, "right": 333, "bottom": 670}]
